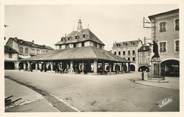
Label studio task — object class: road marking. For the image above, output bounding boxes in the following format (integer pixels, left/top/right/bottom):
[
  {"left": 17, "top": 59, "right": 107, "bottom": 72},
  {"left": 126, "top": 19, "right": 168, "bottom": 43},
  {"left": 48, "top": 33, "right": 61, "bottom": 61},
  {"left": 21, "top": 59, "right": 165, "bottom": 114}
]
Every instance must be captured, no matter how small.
[
  {"left": 50, "top": 94, "right": 80, "bottom": 112},
  {"left": 157, "top": 97, "right": 173, "bottom": 108}
]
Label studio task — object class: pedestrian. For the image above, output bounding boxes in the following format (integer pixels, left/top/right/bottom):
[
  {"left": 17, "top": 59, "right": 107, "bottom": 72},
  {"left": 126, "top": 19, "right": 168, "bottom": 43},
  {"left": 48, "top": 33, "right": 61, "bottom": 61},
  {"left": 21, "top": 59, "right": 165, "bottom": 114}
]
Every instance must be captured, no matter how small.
[{"left": 142, "top": 69, "right": 144, "bottom": 80}]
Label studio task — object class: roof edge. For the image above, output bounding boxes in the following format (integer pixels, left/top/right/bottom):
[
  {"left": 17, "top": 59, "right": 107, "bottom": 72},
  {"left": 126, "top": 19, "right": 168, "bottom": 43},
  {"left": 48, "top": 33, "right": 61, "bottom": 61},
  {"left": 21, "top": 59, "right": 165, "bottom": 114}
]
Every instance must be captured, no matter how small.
[{"left": 148, "top": 8, "right": 179, "bottom": 20}]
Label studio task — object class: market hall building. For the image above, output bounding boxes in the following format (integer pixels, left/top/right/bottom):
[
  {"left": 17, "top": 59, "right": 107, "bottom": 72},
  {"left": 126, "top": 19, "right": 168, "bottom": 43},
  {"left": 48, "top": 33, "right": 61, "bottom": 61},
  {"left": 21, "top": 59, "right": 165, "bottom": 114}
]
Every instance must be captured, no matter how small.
[{"left": 20, "top": 19, "right": 131, "bottom": 74}]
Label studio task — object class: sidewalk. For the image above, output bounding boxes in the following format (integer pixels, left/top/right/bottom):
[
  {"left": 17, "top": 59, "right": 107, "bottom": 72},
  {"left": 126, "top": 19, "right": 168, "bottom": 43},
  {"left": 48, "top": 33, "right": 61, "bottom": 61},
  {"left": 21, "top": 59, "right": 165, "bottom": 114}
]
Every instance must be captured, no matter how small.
[
  {"left": 5, "top": 78, "right": 59, "bottom": 112},
  {"left": 133, "top": 77, "right": 179, "bottom": 90}
]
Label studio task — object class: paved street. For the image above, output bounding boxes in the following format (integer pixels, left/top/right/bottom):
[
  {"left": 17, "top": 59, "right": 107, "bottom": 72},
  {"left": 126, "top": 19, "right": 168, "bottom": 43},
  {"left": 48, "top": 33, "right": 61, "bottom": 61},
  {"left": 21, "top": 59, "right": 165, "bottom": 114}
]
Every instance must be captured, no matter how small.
[{"left": 5, "top": 70, "right": 179, "bottom": 112}]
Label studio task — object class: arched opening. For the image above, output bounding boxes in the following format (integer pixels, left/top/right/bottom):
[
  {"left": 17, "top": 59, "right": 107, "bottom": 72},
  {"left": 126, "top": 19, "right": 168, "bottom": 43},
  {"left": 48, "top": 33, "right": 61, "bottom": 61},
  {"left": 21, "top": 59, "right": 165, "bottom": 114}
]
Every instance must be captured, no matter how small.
[
  {"left": 122, "top": 64, "right": 127, "bottom": 72},
  {"left": 138, "top": 66, "right": 149, "bottom": 72},
  {"left": 161, "top": 59, "right": 179, "bottom": 77},
  {"left": 115, "top": 64, "right": 120, "bottom": 73},
  {"left": 4, "top": 61, "right": 15, "bottom": 70},
  {"left": 130, "top": 64, "right": 135, "bottom": 71},
  {"left": 19, "top": 62, "right": 24, "bottom": 70}
]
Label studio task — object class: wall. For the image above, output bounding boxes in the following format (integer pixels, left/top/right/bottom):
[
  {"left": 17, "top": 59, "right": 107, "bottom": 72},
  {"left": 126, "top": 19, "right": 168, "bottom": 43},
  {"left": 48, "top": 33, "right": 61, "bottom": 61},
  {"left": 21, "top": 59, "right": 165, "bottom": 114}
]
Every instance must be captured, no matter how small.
[
  {"left": 76, "top": 43, "right": 82, "bottom": 47},
  {"left": 151, "top": 12, "right": 179, "bottom": 61},
  {"left": 4, "top": 53, "right": 18, "bottom": 61},
  {"left": 84, "top": 41, "right": 94, "bottom": 47}
]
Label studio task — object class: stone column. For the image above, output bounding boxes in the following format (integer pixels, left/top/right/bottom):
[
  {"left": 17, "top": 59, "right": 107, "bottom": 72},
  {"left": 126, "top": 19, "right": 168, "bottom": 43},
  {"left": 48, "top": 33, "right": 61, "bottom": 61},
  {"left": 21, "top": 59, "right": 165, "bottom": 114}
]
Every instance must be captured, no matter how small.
[
  {"left": 81, "top": 61, "right": 84, "bottom": 73},
  {"left": 121, "top": 63, "right": 125, "bottom": 73},
  {"left": 109, "top": 62, "right": 112, "bottom": 73},
  {"left": 93, "top": 60, "right": 98, "bottom": 74},
  {"left": 69, "top": 61, "right": 74, "bottom": 73},
  {"left": 23, "top": 62, "right": 26, "bottom": 71},
  {"left": 119, "top": 63, "right": 122, "bottom": 73},
  {"left": 127, "top": 63, "right": 130, "bottom": 72},
  {"left": 14, "top": 61, "right": 19, "bottom": 70},
  {"left": 27, "top": 62, "right": 31, "bottom": 71},
  {"left": 102, "top": 61, "right": 105, "bottom": 73},
  {"left": 113, "top": 63, "right": 116, "bottom": 72},
  {"left": 50, "top": 62, "right": 54, "bottom": 71},
  {"left": 35, "top": 62, "right": 38, "bottom": 70}
]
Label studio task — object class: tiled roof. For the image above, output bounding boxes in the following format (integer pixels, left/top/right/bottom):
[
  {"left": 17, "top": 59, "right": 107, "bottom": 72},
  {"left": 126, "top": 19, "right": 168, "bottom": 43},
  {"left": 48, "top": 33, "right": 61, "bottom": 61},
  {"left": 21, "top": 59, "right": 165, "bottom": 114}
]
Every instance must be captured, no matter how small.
[
  {"left": 148, "top": 9, "right": 179, "bottom": 19},
  {"left": 22, "top": 46, "right": 128, "bottom": 62},
  {"left": 55, "top": 28, "right": 105, "bottom": 46},
  {"left": 4, "top": 46, "right": 18, "bottom": 53},
  {"left": 9, "top": 37, "right": 53, "bottom": 50}
]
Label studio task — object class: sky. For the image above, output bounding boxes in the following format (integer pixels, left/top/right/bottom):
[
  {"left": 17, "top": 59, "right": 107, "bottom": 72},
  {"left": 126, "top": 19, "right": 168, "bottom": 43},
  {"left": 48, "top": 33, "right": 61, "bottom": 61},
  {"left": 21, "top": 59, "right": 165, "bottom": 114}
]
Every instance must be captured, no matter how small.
[{"left": 5, "top": 4, "right": 178, "bottom": 50}]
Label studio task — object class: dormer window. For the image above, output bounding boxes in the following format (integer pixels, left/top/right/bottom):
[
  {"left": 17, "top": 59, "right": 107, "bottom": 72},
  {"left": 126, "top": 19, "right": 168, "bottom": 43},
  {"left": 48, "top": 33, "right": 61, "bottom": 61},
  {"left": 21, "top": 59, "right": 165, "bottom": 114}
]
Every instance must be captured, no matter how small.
[
  {"left": 75, "top": 36, "right": 79, "bottom": 39},
  {"left": 116, "top": 43, "right": 121, "bottom": 47},
  {"left": 68, "top": 37, "right": 72, "bottom": 41},
  {"left": 83, "top": 34, "right": 86, "bottom": 38}
]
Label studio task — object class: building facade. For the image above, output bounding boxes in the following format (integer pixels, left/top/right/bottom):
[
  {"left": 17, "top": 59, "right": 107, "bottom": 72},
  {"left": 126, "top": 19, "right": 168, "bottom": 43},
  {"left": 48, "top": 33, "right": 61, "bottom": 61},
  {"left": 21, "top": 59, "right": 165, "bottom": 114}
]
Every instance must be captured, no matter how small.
[
  {"left": 6, "top": 37, "right": 53, "bottom": 58},
  {"left": 112, "top": 40, "right": 142, "bottom": 71},
  {"left": 4, "top": 46, "right": 19, "bottom": 69},
  {"left": 148, "top": 9, "right": 179, "bottom": 77}
]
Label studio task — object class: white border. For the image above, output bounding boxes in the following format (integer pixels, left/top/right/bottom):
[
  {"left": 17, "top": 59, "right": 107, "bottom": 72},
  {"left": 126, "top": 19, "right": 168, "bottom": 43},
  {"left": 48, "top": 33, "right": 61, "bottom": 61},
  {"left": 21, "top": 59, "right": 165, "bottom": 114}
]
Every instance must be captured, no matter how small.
[{"left": 1, "top": 0, "right": 184, "bottom": 117}]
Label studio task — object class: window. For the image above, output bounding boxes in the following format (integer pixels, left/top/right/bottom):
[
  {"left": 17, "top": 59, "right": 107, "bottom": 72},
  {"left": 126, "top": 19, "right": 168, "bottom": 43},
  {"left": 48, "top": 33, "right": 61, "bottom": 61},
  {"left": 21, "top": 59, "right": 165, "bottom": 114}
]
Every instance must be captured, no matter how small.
[
  {"left": 159, "top": 22, "right": 166, "bottom": 32},
  {"left": 83, "top": 34, "right": 86, "bottom": 38},
  {"left": 123, "top": 51, "right": 125, "bottom": 55},
  {"left": 114, "top": 51, "right": 116, "bottom": 55},
  {"left": 159, "top": 42, "right": 167, "bottom": 52},
  {"left": 25, "top": 48, "right": 28, "bottom": 54},
  {"left": 128, "top": 57, "right": 130, "bottom": 61},
  {"left": 133, "top": 57, "right": 135, "bottom": 61},
  {"left": 37, "top": 49, "right": 40, "bottom": 54},
  {"left": 175, "top": 19, "right": 179, "bottom": 31},
  {"left": 19, "top": 47, "right": 23, "bottom": 53},
  {"left": 118, "top": 51, "right": 121, "bottom": 55},
  {"left": 132, "top": 50, "right": 135, "bottom": 55},
  {"left": 9, "top": 53, "right": 12, "bottom": 58},
  {"left": 175, "top": 40, "right": 179, "bottom": 52},
  {"left": 128, "top": 50, "right": 130, "bottom": 55}
]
